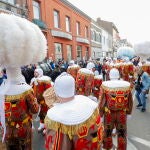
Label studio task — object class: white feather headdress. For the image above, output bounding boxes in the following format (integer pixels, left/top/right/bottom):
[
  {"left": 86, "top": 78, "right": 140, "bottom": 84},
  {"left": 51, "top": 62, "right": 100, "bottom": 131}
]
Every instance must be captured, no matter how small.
[
  {"left": 134, "top": 41, "right": 150, "bottom": 61},
  {"left": 117, "top": 46, "right": 135, "bottom": 60},
  {"left": 0, "top": 13, "right": 47, "bottom": 142},
  {"left": 0, "top": 13, "right": 47, "bottom": 68}
]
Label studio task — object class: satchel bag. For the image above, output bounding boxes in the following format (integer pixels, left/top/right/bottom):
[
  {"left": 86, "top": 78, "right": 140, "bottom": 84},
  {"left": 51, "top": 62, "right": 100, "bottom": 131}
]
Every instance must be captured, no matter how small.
[{"left": 135, "top": 84, "right": 141, "bottom": 91}]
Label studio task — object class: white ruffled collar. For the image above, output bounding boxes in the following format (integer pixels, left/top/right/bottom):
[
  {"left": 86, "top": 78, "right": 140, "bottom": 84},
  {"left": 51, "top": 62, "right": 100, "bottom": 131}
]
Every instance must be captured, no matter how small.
[
  {"left": 6, "top": 84, "right": 32, "bottom": 95},
  {"left": 47, "top": 95, "right": 98, "bottom": 125},
  {"left": 102, "top": 80, "right": 130, "bottom": 88},
  {"left": 30, "top": 75, "right": 51, "bottom": 85}
]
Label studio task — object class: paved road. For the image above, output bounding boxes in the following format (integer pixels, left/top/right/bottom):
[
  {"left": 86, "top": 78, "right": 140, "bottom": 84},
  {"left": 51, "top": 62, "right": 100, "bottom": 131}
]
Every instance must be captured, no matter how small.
[
  {"left": 127, "top": 92, "right": 150, "bottom": 150},
  {"left": 32, "top": 121, "right": 45, "bottom": 150}
]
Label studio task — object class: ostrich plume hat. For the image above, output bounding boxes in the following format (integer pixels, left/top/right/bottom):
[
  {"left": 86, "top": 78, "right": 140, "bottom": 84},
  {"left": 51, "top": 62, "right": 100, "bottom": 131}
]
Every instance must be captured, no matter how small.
[
  {"left": 117, "top": 46, "right": 135, "bottom": 60},
  {"left": 0, "top": 13, "right": 47, "bottom": 68},
  {"left": 134, "top": 41, "right": 150, "bottom": 60}
]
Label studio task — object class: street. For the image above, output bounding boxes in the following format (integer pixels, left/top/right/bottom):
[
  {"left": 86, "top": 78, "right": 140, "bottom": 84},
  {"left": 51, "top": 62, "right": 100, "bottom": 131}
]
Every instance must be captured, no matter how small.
[{"left": 127, "top": 93, "right": 150, "bottom": 150}]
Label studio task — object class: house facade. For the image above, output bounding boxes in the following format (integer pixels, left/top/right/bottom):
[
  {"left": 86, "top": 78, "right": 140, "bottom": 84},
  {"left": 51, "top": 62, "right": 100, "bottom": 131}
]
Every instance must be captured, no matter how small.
[{"left": 27, "top": 0, "right": 91, "bottom": 61}]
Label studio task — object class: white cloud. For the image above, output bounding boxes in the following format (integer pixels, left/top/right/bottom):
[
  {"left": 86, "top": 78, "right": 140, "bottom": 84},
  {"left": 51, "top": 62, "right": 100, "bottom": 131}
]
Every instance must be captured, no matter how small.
[{"left": 67, "top": 0, "right": 150, "bottom": 45}]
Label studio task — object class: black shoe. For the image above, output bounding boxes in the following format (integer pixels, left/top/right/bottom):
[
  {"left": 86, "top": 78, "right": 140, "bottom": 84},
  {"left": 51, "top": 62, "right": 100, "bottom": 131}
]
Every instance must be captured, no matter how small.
[
  {"left": 141, "top": 108, "right": 146, "bottom": 112},
  {"left": 136, "top": 104, "right": 142, "bottom": 108}
]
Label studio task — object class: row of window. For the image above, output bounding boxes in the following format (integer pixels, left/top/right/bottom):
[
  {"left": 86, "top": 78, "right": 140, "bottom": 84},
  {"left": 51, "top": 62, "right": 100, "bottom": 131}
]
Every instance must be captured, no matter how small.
[
  {"left": 5, "top": 0, "right": 111, "bottom": 46},
  {"left": 55, "top": 43, "right": 74, "bottom": 61},
  {"left": 33, "top": 1, "right": 112, "bottom": 47},
  {"left": 91, "top": 30, "right": 102, "bottom": 43},
  {"left": 54, "top": 9, "right": 89, "bottom": 37},
  {"left": 33, "top": 0, "right": 40, "bottom": 19},
  {"left": 32, "top": 1, "right": 89, "bottom": 38},
  {"left": 3, "top": 0, "right": 15, "bottom": 4},
  {"left": 91, "top": 30, "right": 112, "bottom": 46},
  {"left": 55, "top": 43, "right": 89, "bottom": 61}
]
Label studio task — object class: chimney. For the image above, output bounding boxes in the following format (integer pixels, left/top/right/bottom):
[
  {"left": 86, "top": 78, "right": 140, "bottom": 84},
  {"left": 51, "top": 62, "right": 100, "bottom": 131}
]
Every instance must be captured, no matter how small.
[
  {"left": 96, "top": 17, "right": 101, "bottom": 26},
  {"left": 97, "top": 17, "right": 101, "bottom": 22}
]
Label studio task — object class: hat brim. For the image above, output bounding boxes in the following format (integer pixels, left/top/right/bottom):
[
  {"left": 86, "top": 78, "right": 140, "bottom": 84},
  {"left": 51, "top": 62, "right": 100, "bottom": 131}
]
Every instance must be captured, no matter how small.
[{"left": 43, "top": 87, "right": 59, "bottom": 108}]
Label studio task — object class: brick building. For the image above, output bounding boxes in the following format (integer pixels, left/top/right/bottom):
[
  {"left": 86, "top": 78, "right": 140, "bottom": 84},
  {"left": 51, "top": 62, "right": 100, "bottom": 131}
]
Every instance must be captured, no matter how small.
[
  {"left": 27, "top": 0, "right": 91, "bottom": 61},
  {"left": 0, "top": 0, "right": 27, "bottom": 18},
  {"left": 0, "top": 0, "right": 121, "bottom": 60}
]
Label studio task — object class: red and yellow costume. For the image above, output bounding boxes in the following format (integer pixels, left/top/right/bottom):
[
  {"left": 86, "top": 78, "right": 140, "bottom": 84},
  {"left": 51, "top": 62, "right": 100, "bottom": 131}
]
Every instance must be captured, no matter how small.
[
  {"left": 45, "top": 96, "right": 104, "bottom": 150},
  {"left": 31, "top": 76, "right": 52, "bottom": 123},
  {"left": 76, "top": 68, "right": 94, "bottom": 96},
  {"left": 142, "top": 63, "right": 150, "bottom": 75},
  {"left": 99, "top": 80, "right": 133, "bottom": 150},
  {"left": 121, "top": 63, "right": 135, "bottom": 89},
  {"left": 122, "top": 63, "right": 134, "bottom": 81},
  {"left": 67, "top": 65, "right": 80, "bottom": 80},
  {"left": 4, "top": 85, "right": 39, "bottom": 150},
  {"left": 92, "top": 75, "right": 103, "bottom": 99}
]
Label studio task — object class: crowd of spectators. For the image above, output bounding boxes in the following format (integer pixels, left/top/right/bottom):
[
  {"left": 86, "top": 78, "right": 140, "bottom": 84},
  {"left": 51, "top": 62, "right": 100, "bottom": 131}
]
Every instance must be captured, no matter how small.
[
  {"left": 1, "top": 56, "right": 142, "bottom": 85},
  {"left": 20, "top": 58, "right": 103, "bottom": 84}
]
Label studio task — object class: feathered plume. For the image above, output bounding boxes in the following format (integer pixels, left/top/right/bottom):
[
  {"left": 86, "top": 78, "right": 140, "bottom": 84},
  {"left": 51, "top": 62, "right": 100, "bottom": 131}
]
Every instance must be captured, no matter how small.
[
  {"left": 134, "top": 41, "right": 150, "bottom": 60},
  {"left": 0, "top": 13, "right": 47, "bottom": 68},
  {"left": 117, "top": 46, "right": 135, "bottom": 60}
]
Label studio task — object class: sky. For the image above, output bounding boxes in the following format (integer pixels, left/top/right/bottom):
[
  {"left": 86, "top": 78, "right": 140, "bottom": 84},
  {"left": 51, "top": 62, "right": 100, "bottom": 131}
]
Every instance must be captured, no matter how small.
[{"left": 67, "top": 0, "right": 150, "bottom": 45}]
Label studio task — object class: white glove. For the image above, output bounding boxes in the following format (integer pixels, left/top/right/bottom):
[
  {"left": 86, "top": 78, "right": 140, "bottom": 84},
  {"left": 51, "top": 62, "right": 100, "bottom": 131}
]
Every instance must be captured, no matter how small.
[
  {"left": 112, "top": 128, "right": 116, "bottom": 134},
  {"left": 101, "top": 117, "right": 104, "bottom": 123}
]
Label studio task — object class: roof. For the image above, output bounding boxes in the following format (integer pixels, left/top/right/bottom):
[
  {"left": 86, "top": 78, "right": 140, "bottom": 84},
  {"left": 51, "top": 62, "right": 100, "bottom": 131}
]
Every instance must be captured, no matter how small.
[{"left": 61, "top": 0, "right": 91, "bottom": 20}]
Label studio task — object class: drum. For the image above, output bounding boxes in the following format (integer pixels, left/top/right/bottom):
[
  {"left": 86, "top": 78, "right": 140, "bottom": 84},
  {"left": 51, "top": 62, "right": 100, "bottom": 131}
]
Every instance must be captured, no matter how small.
[
  {"left": 92, "top": 75, "right": 103, "bottom": 99},
  {"left": 102, "top": 80, "right": 131, "bottom": 110},
  {"left": 67, "top": 65, "right": 80, "bottom": 80},
  {"left": 76, "top": 68, "right": 94, "bottom": 96}
]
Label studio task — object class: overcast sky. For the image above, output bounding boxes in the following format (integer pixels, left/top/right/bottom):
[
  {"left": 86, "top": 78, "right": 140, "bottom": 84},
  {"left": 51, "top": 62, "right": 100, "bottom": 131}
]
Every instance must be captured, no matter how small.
[{"left": 67, "top": 0, "right": 150, "bottom": 45}]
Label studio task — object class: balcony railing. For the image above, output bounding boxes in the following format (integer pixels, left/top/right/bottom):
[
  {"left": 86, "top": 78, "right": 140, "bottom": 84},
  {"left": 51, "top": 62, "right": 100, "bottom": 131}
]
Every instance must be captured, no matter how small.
[
  {"left": 32, "top": 19, "right": 47, "bottom": 30},
  {"left": 76, "top": 37, "right": 90, "bottom": 44},
  {"left": 51, "top": 30, "right": 72, "bottom": 40},
  {"left": 0, "top": 0, "right": 27, "bottom": 18}
]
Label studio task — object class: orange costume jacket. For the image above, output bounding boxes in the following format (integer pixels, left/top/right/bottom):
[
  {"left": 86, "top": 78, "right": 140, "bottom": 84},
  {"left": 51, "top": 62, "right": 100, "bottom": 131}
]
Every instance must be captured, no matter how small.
[
  {"left": 45, "top": 95, "right": 104, "bottom": 150},
  {"left": 99, "top": 80, "right": 133, "bottom": 150},
  {"left": 31, "top": 76, "right": 52, "bottom": 122},
  {"left": 4, "top": 84, "right": 39, "bottom": 150}
]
